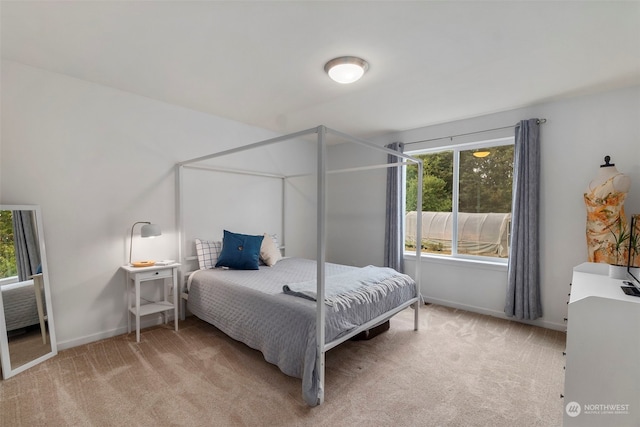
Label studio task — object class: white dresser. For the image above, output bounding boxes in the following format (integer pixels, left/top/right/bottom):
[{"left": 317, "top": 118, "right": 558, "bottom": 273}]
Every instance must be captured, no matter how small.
[{"left": 564, "top": 262, "right": 640, "bottom": 426}]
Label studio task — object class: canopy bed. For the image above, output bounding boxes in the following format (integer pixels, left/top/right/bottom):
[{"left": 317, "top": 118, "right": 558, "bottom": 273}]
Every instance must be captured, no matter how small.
[{"left": 175, "top": 126, "right": 423, "bottom": 405}]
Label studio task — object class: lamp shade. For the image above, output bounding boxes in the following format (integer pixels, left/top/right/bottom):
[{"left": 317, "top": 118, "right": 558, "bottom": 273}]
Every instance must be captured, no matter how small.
[
  {"left": 141, "top": 223, "right": 161, "bottom": 238},
  {"left": 324, "top": 56, "right": 369, "bottom": 84}
]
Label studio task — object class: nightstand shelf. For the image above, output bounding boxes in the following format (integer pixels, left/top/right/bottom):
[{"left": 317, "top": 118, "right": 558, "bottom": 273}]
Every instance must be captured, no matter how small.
[
  {"left": 130, "top": 301, "right": 174, "bottom": 317},
  {"left": 121, "top": 263, "right": 180, "bottom": 342}
]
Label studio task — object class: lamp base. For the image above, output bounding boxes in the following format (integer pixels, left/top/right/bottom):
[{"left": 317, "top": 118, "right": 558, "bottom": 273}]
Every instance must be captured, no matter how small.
[{"left": 131, "top": 260, "right": 156, "bottom": 268}]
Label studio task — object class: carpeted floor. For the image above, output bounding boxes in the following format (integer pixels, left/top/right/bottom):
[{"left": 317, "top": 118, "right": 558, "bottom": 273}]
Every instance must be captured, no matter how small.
[{"left": 0, "top": 304, "right": 566, "bottom": 426}]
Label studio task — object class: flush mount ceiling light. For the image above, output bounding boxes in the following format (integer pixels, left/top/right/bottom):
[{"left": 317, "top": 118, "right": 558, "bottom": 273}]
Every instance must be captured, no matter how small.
[
  {"left": 324, "top": 56, "right": 369, "bottom": 84},
  {"left": 473, "top": 150, "right": 491, "bottom": 158}
]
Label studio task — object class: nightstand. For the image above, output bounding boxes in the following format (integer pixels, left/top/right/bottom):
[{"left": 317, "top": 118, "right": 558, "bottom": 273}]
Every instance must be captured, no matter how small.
[{"left": 120, "top": 263, "right": 180, "bottom": 342}]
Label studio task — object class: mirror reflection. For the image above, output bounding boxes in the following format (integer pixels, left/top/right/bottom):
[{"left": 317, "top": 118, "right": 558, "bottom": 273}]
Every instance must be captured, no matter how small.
[{"left": 0, "top": 207, "right": 54, "bottom": 375}]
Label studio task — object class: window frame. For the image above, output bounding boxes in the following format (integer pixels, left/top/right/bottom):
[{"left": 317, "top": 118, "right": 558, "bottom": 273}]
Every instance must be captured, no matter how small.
[{"left": 404, "top": 136, "right": 515, "bottom": 264}]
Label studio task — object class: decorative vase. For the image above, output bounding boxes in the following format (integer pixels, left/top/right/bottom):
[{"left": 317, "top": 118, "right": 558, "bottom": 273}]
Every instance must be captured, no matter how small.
[{"left": 609, "top": 264, "right": 627, "bottom": 280}]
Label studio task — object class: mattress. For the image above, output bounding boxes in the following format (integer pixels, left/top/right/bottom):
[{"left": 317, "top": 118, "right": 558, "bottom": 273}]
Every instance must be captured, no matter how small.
[{"left": 187, "top": 257, "right": 416, "bottom": 406}]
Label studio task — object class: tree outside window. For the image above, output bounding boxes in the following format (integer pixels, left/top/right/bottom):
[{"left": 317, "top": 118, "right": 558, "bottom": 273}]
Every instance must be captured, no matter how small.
[
  {"left": 405, "top": 140, "right": 514, "bottom": 260},
  {"left": 0, "top": 210, "right": 17, "bottom": 278}
]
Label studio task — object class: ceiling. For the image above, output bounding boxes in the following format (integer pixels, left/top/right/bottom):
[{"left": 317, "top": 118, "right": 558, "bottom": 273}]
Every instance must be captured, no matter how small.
[{"left": 2, "top": 1, "right": 639, "bottom": 139}]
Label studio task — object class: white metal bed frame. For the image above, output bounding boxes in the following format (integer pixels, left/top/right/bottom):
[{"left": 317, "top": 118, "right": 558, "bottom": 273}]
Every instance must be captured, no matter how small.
[{"left": 175, "top": 125, "right": 423, "bottom": 405}]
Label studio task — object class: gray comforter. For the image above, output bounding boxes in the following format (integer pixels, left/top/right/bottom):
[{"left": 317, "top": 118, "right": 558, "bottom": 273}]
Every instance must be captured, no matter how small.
[
  {"left": 1, "top": 280, "right": 41, "bottom": 331},
  {"left": 187, "top": 257, "right": 416, "bottom": 405}
]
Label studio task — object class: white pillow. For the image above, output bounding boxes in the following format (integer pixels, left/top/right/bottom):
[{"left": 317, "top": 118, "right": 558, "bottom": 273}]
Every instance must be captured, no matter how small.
[
  {"left": 260, "top": 233, "right": 282, "bottom": 267},
  {"left": 195, "top": 239, "right": 222, "bottom": 270}
]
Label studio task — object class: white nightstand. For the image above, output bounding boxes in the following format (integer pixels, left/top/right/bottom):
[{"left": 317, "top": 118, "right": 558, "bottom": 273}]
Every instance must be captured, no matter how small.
[{"left": 120, "top": 263, "right": 180, "bottom": 342}]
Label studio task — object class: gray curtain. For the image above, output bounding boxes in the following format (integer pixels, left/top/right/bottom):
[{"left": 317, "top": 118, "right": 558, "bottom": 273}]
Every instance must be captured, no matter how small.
[
  {"left": 384, "top": 142, "right": 405, "bottom": 273},
  {"left": 13, "top": 210, "right": 41, "bottom": 281},
  {"left": 505, "top": 119, "right": 542, "bottom": 320}
]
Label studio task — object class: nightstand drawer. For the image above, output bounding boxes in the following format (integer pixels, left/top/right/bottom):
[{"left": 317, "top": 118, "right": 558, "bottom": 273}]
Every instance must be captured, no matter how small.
[{"left": 137, "top": 269, "right": 173, "bottom": 281}]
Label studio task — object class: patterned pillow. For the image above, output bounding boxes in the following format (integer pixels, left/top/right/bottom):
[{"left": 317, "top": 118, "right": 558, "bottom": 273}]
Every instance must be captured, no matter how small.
[
  {"left": 195, "top": 239, "right": 222, "bottom": 270},
  {"left": 215, "top": 230, "right": 264, "bottom": 270}
]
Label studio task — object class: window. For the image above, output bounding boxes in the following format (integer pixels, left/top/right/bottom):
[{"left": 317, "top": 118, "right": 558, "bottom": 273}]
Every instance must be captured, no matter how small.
[
  {"left": 0, "top": 210, "right": 17, "bottom": 279},
  {"left": 405, "top": 138, "right": 514, "bottom": 261}
]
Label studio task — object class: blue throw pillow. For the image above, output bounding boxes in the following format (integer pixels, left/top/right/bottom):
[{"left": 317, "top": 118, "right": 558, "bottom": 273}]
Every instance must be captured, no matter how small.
[{"left": 215, "top": 230, "right": 264, "bottom": 270}]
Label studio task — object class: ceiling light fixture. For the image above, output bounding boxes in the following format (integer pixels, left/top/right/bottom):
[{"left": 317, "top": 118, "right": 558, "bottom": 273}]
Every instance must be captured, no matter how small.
[
  {"left": 324, "top": 56, "right": 369, "bottom": 84},
  {"left": 473, "top": 150, "right": 491, "bottom": 158}
]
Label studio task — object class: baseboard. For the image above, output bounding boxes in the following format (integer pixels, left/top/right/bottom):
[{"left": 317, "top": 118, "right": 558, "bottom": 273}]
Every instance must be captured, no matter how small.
[
  {"left": 423, "top": 296, "right": 566, "bottom": 332},
  {"left": 57, "top": 313, "right": 177, "bottom": 351}
]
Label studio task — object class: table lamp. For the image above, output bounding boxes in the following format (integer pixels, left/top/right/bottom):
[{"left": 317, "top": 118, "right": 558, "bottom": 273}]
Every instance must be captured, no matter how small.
[{"left": 129, "top": 221, "right": 161, "bottom": 267}]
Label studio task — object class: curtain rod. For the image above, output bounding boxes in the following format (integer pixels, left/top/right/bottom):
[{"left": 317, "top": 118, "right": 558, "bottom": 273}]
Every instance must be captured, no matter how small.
[{"left": 404, "top": 118, "right": 546, "bottom": 146}]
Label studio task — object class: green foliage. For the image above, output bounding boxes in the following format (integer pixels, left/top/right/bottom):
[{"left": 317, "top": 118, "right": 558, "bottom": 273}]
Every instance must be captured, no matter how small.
[
  {"left": 405, "top": 145, "right": 513, "bottom": 214},
  {"left": 459, "top": 145, "right": 514, "bottom": 213},
  {"left": 407, "top": 175, "right": 452, "bottom": 212},
  {"left": 607, "top": 216, "right": 632, "bottom": 266},
  {"left": 405, "top": 151, "right": 453, "bottom": 212},
  {"left": 0, "top": 210, "right": 17, "bottom": 278}
]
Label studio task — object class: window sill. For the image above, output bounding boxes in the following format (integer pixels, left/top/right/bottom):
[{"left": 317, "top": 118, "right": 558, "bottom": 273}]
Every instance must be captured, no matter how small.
[
  {"left": 404, "top": 252, "right": 508, "bottom": 272},
  {"left": 0, "top": 275, "right": 19, "bottom": 287}
]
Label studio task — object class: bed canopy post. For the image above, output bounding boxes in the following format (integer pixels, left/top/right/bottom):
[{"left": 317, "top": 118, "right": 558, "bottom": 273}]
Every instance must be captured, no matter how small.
[
  {"left": 316, "top": 125, "right": 327, "bottom": 405},
  {"left": 176, "top": 163, "right": 187, "bottom": 320},
  {"left": 281, "top": 177, "right": 286, "bottom": 256}
]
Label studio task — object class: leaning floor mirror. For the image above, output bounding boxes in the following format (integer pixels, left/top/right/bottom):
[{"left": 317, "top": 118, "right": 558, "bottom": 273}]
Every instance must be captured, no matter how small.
[{"left": 0, "top": 205, "right": 57, "bottom": 379}]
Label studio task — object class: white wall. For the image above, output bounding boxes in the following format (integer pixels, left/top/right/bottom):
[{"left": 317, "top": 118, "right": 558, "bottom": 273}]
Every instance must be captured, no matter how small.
[
  {"left": 1, "top": 60, "right": 315, "bottom": 348},
  {"left": 326, "top": 143, "right": 387, "bottom": 267},
  {"left": 328, "top": 85, "right": 640, "bottom": 330}
]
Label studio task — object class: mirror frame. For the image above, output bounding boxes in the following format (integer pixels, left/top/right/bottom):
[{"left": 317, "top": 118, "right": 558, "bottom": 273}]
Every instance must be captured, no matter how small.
[{"left": 0, "top": 204, "right": 57, "bottom": 379}]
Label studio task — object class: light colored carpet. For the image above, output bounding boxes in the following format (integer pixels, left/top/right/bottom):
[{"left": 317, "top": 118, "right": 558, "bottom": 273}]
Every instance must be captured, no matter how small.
[{"left": 0, "top": 304, "right": 565, "bottom": 426}]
